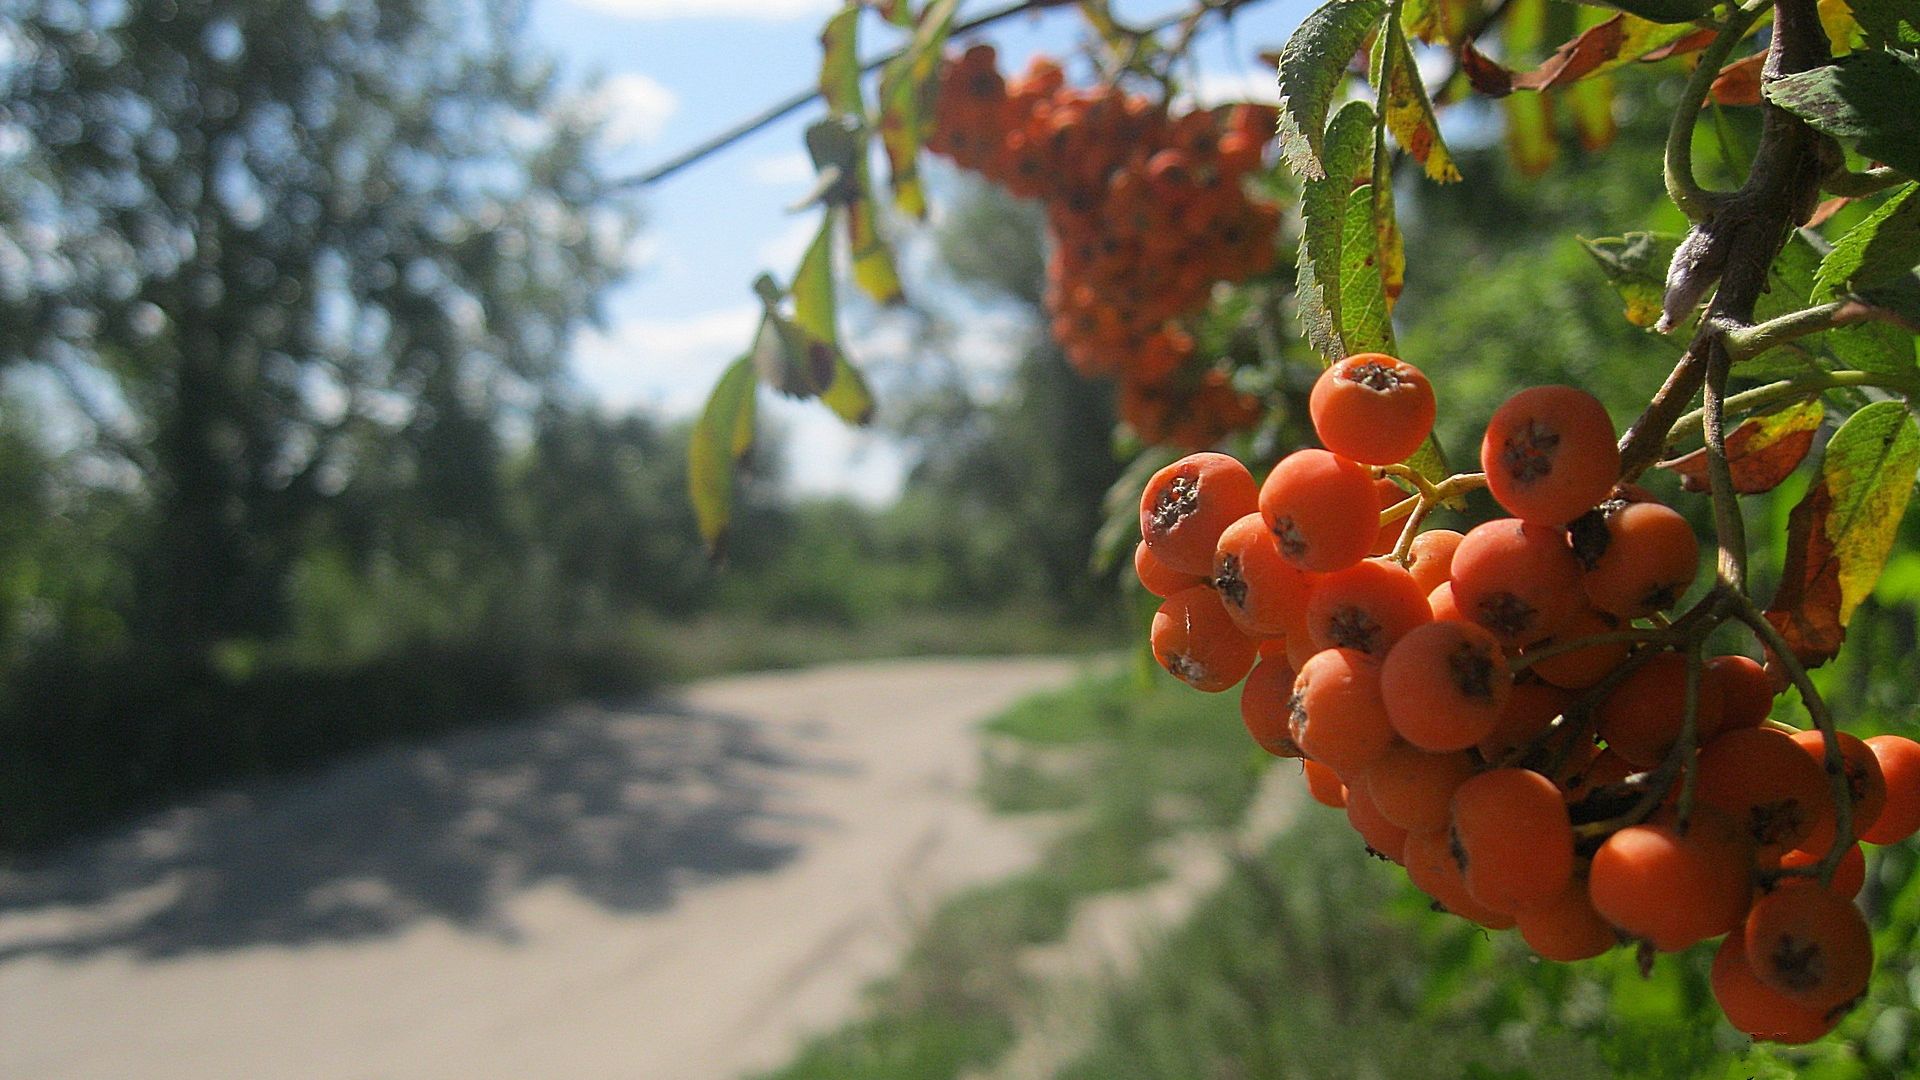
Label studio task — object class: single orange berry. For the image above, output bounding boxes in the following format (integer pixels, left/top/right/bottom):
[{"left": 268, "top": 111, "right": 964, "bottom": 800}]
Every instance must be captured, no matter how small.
[
  {"left": 1141, "top": 452, "right": 1259, "bottom": 576},
  {"left": 1288, "top": 647, "right": 1397, "bottom": 778},
  {"left": 1573, "top": 500, "right": 1700, "bottom": 619},
  {"left": 1308, "top": 353, "right": 1437, "bottom": 466},
  {"left": 1150, "top": 585, "right": 1259, "bottom": 692},
  {"left": 1381, "top": 620, "right": 1511, "bottom": 752},
  {"left": 1214, "top": 512, "right": 1313, "bottom": 637},
  {"left": 1452, "top": 768, "right": 1575, "bottom": 914},
  {"left": 1712, "top": 931, "right": 1844, "bottom": 1045},
  {"left": 1450, "top": 518, "right": 1584, "bottom": 648},
  {"left": 1743, "top": 885, "right": 1873, "bottom": 1013},
  {"left": 1862, "top": 735, "right": 1920, "bottom": 845},
  {"left": 1240, "top": 658, "right": 1302, "bottom": 757},
  {"left": 1481, "top": 385, "right": 1620, "bottom": 527},
  {"left": 1304, "top": 558, "right": 1432, "bottom": 659},
  {"left": 1135, "top": 540, "right": 1205, "bottom": 598},
  {"left": 1258, "top": 449, "right": 1380, "bottom": 572}
]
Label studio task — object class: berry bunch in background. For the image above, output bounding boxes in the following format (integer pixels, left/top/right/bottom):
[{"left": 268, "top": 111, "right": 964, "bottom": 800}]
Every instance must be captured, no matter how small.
[
  {"left": 927, "top": 43, "right": 1278, "bottom": 448},
  {"left": 1135, "top": 352, "right": 1920, "bottom": 1044}
]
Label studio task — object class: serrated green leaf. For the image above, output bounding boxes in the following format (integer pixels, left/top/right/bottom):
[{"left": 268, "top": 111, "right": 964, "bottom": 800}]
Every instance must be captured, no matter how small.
[
  {"left": 1767, "top": 400, "right": 1920, "bottom": 665},
  {"left": 1849, "top": 0, "right": 1920, "bottom": 47},
  {"left": 1815, "top": 182, "right": 1920, "bottom": 298},
  {"left": 1828, "top": 320, "right": 1917, "bottom": 376},
  {"left": 1276, "top": 0, "right": 1389, "bottom": 182},
  {"left": 820, "top": 5, "right": 864, "bottom": 121},
  {"left": 1339, "top": 183, "right": 1396, "bottom": 354},
  {"left": 1766, "top": 53, "right": 1920, "bottom": 182},
  {"left": 1579, "top": 232, "right": 1678, "bottom": 328},
  {"left": 688, "top": 355, "right": 759, "bottom": 554},
  {"left": 1383, "top": 20, "right": 1461, "bottom": 182},
  {"left": 1297, "top": 101, "right": 1377, "bottom": 360}
]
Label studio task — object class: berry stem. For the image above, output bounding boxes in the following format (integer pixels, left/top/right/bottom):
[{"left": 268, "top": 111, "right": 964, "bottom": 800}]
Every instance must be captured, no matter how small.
[{"left": 1509, "top": 628, "right": 1681, "bottom": 671}]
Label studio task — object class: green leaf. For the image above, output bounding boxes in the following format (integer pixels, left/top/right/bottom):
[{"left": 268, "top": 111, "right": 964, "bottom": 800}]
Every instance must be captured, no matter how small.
[
  {"left": 1579, "top": 232, "right": 1679, "bottom": 328},
  {"left": 1502, "top": 87, "right": 1557, "bottom": 177},
  {"left": 1339, "top": 183, "right": 1396, "bottom": 355},
  {"left": 1765, "top": 52, "right": 1920, "bottom": 182},
  {"left": 1829, "top": 320, "right": 1919, "bottom": 376},
  {"left": 1814, "top": 182, "right": 1920, "bottom": 299},
  {"left": 1766, "top": 400, "right": 1920, "bottom": 665},
  {"left": 796, "top": 117, "right": 863, "bottom": 209},
  {"left": 1276, "top": 0, "right": 1389, "bottom": 182},
  {"left": 688, "top": 355, "right": 759, "bottom": 554},
  {"left": 791, "top": 215, "right": 839, "bottom": 347},
  {"left": 820, "top": 5, "right": 864, "bottom": 121},
  {"left": 1382, "top": 19, "right": 1461, "bottom": 182},
  {"left": 846, "top": 167, "right": 904, "bottom": 305},
  {"left": 1297, "top": 101, "right": 1377, "bottom": 360},
  {"left": 1850, "top": 0, "right": 1920, "bottom": 48}
]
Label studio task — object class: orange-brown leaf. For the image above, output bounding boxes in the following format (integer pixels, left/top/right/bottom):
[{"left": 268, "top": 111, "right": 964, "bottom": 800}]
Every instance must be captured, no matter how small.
[
  {"left": 1659, "top": 400, "right": 1824, "bottom": 495},
  {"left": 1766, "top": 479, "right": 1847, "bottom": 669},
  {"left": 1711, "top": 53, "right": 1766, "bottom": 106}
]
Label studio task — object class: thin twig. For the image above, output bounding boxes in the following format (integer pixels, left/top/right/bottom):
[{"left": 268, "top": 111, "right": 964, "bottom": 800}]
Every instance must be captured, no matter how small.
[{"left": 1665, "top": 3, "right": 1767, "bottom": 222}]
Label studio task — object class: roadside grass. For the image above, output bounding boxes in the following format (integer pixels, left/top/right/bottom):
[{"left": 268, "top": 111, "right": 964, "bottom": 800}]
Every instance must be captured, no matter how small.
[{"left": 752, "top": 669, "right": 1265, "bottom": 1080}]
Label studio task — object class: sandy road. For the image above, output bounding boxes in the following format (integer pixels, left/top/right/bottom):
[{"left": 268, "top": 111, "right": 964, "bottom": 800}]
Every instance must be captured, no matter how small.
[{"left": 0, "top": 656, "right": 1083, "bottom": 1080}]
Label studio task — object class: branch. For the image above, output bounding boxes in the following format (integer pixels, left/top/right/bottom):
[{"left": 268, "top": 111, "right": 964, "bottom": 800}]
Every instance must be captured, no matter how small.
[
  {"left": 1666, "top": 368, "right": 1920, "bottom": 445},
  {"left": 1702, "top": 334, "right": 1746, "bottom": 590}
]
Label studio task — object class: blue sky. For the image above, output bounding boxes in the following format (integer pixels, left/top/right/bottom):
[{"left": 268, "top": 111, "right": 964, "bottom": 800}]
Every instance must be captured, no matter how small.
[{"left": 530, "top": 0, "right": 1317, "bottom": 502}]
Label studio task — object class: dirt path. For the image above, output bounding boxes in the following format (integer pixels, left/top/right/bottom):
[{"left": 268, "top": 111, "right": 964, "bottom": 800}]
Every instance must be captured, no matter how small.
[{"left": 0, "top": 656, "right": 1084, "bottom": 1080}]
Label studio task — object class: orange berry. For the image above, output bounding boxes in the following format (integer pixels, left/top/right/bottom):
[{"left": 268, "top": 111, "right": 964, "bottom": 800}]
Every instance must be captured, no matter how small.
[
  {"left": 1303, "top": 758, "right": 1348, "bottom": 809},
  {"left": 1141, "top": 452, "right": 1259, "bottom": 575},
  {"left": 1344, "top": 781, "right": 1409, "bottom": 863},
  {"left": 1597, "top": 651, "right": 1725, "bottom": 768},
  {"left": 1402, "top": 827, "right": 1516, "bottom": 929},
  {"left": 1705, "top": 654, "right": 1774, "bottom": 735},
  {"left": 1427, "top": 581, "right": 1463, "bottom": 622},
  {"left": 1213, "top": 512, "right": 1312, "bottom": 637},
  {"left": 1288, "top": 647, "right": 1397, "bottom": 778},
  {"left": 1477, "top": 680, "right": 1575, "bottom": 761},
  {"left": 1480, "top": 385, "right": 1620, "bottom": 526},
  {"left": 1451, "top": 767, "right": 1575, "bottom": 914},
  {"left": 1304, "top": 558, "right": 1432, "bottom": 659},
  {"left": 1574, "top": 500, "right": 1700, "bottom": 619},
  {"left": 1516, "top": 879, "right": 1619, "bottom": 962},
  {"left": 1150, "top": 585, "right": 1259, "bottom": 692},
  {"left": 1743, "top": 885, "right": 1872, "bottom": 1013},
  {"left": 1695, "top": 727, "right": 1835, "bottom": 862},
  {"left": 1862, "top": 735, "right": 1920, "bottom": 845},
  {"left": 1258, "top": 449, "right": 1380, "bottom": 572},
  {"left": 1778, "top": 843, "right": 1867, "bottom": 900},
  {"left": 1712, "top": 931, "right": 1843, "bottom": 1044},
  {"left": 1240, "top": 658, "right": 1302, "bottom": 757},
  {"left": 1450, "top": 518, "right": 1584, "bottom": 647},
  {"left": 1381, "top": 620, "right": 1511, "bottom": 752},
  {"left": 1789, "top": 730, "right": 1886, "bottom": 848},
  {"left": 1308, "top": 353, "right": 1437, "bottom": 465},
  {"left": 1405, "top": 528, "right": 1463, "bottom": 595},
  {"left": 1522, "top": 606, "right": 1631, "bottom": 691},
  {"left": 1588, "top": 808, "right": 1754, "bottom": 951},
  {"left": 1134, "top": 540, "right": 1205, "bottom": 598},
  {"left": 1364, "top": 744, "right": 1477, "bottom": 833}
]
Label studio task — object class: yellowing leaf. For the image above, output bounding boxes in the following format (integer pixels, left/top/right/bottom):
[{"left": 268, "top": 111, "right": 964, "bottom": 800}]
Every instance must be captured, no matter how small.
[
  {"left": 1383, "top": 21, "right": 1461, "bottom": 182},
  {"left": 1660, "top": 399, "right": 1824, "bottom": 494},
  {"left": 688, "top": 355, "right": 759, "bottom": 554},
  {"left": 1767, "top": 401, "right": 1920, "bottom": 666}
]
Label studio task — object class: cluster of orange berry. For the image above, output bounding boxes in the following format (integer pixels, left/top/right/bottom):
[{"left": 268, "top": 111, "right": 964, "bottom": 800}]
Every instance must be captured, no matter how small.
[
  {"left": 926, "top": 43, "right": 1278, "bottom": 448},
  {"left": 1135, "top": 352, "right": 1920, "bottom": 1043}
]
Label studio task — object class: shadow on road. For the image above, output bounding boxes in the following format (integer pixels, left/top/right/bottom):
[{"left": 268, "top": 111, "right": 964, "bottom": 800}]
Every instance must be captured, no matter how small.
[{"left": 0, "top": 697, "right": 852, "bottom": 960}]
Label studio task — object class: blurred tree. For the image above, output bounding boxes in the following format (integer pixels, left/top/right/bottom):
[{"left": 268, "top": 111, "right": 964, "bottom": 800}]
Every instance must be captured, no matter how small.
[{"left": 0, "top": 0, "right": 629, "bottom": 653}]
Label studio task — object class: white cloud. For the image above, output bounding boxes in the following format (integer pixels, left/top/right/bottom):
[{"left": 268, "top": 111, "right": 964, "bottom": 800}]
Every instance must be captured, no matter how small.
[
  {"left": 751, "top": 150, "right": 817, "bottom": 187},
  {"left": 566, "top": 0, "right": 838, "bottom": 21},
  {"left": 590, "top": 72, "right": 679, "bottom": 148},
  {"left": 755, "top": 214, "right": 819, "bottom": 270},
  {"left": 570, "top": 303, "right": 759, "bottom": 414},
  {"left": 1182, "top": 70, "right": 1281, "bottom": 108}
]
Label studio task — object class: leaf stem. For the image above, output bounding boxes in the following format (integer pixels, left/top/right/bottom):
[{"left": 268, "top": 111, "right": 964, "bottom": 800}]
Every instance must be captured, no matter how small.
[
  {"left": 1702, "top": 337, "right": 1748, "bottom": 591},
  {"left": 1822, "top": 164, "right": 1904, "bottom": 197},
  {"left": 1665, "top": 368, "right": 1920, "bottom": 445}
]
